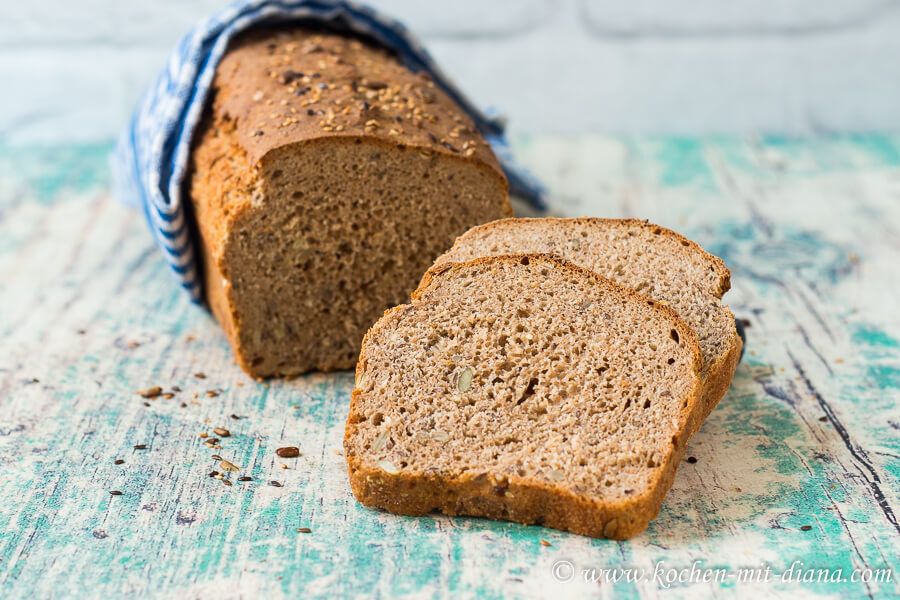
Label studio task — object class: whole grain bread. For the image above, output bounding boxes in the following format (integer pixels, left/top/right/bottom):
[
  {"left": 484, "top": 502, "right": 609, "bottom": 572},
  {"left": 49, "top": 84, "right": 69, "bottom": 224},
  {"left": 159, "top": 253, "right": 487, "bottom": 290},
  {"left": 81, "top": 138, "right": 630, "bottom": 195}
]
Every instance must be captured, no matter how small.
[
  {"left": 429, "top": 218, "right": 741, "bottom": 425},
  {"left": 189, "top": 28, "right": 512, "bottom": 378},
  {"left": 344, "top": 254, "right": 704, "bottom": 539}
]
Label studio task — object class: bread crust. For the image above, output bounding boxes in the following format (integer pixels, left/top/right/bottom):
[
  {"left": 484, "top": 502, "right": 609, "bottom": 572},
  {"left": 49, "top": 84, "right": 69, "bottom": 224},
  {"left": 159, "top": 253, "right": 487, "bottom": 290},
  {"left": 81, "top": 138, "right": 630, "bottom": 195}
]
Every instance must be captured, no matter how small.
[
  {"left": 346, "top": 253, "right": 704, "bottom": 539},
  {"left": 696, "top": 329, "right": 743, "bottom": 429},
  {"left": 213, "top": 28, "right": 505, "bottom": 177}
]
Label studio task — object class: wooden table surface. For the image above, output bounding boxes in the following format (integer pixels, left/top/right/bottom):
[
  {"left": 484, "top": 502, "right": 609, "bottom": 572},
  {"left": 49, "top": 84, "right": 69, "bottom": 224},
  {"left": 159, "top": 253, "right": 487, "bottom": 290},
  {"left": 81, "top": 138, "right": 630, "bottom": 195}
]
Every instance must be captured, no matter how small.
[{"left": 1, "top": 136, "right": 898, "bottom": 599}]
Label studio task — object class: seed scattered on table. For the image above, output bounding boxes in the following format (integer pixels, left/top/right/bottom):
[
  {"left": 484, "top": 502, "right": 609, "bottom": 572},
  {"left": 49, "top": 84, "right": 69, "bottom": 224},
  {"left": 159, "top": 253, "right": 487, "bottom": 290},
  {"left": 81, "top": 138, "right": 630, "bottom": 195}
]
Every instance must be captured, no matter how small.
[
  {"left": 219, "top": 459, "right": 240, "bottom": 472},
  {"left": 114, "top": 459, "right": 124, "bottom": 465},
  {"left": 109, "top": 490, "right": 123, "bottom": 496},
  {"left": 297, "top": 527, "right": 312, "bottom": 533},
  {"left": 194, "top": 372, "right": 206, "bottom": 379},
  {"left": 214, "top": 428, "right": 231, "bottom": 437},
  {"left": 172, "top": 385, "right": 182, "bottom": 392},
  {"left": 137, "top": 386, "right": 162, "bottom": 398},
  {"left": 211, "top": 454, "right": 223, "bottom": 461},
  {"left": 686, "top": 456, "right": 698, "bottom": 464},
  {"left": 800, "top": 525, "right": 812, "bottom": 531},
  {"left": 206, "top": 391, "right": 219, "bottom": 398},
  {"left": 237, "top": 476, "right": 252, "bottom": 482},
  {"left": 539, "top": 539, "right": 551, "bottom": 547},
  {"left": 819, "top": 416, "right": 828, "bottom": 422},
  {"left": 133, "top": 444, "right": 148, "bottom": 450},
  {"left": 276, "top": 447, "right": 300, "bottom": 458},
  {"left": 269, "top": 481, "right": 282, "bottom": 487},
  {"left": 230, "top": 414, "right": 241, "bottom": 420},
  {"left": 208, "top": 471, "right": 220, "bottom": 478}
]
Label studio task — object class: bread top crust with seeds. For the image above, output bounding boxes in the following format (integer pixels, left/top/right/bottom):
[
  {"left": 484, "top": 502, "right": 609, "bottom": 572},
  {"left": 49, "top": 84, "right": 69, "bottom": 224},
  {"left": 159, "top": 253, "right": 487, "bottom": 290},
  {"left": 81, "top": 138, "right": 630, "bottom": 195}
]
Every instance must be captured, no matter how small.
[
  {"left": 212, "top": 27, "right": 504, "bottom": 174},
  {"left": 346, "top": 254, "right": 704, "bottom": 537}
]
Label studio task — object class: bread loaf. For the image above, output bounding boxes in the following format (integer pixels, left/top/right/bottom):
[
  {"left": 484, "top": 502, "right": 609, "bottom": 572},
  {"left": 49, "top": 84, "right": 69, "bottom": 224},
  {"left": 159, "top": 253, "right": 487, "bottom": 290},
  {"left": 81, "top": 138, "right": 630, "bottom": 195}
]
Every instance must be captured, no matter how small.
[
  {"left": 189, "top": 28, "right": 512, "bottom": 377},
  {"left": 344, "top": 254, "right": 704, "bottom": 539},
  {"left": 430, "top": 218, "right": 741, "bottom": 424}
]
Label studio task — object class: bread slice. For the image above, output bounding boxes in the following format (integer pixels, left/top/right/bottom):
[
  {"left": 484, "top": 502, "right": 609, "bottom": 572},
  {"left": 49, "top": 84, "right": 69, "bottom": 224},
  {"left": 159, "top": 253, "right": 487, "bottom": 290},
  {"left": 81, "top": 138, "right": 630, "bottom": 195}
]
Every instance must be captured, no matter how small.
[
  {"left": 344, "top": 254, "right": 703, "bottom": 539},
  {"left": 189, "top": 29, "right": 512, "bottom": 378},
  {"left": 429, "top": 218, "right": 741, "bottom": 426}
]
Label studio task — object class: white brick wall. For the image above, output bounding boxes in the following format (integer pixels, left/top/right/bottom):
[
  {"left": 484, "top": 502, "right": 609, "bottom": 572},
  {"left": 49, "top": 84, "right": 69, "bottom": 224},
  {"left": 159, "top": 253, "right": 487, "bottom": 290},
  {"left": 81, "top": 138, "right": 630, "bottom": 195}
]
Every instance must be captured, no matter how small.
[{"left": 5, "top": 0, "right": 900, "bottom": 142}]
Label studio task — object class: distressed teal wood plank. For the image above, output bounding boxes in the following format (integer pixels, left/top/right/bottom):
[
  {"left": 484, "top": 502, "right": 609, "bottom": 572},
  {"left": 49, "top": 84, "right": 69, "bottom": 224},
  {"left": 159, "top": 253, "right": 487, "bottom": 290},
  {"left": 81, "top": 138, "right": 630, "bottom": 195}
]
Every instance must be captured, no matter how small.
[{"left": 0, "top": 137, "right": 898, "bottom": 599}]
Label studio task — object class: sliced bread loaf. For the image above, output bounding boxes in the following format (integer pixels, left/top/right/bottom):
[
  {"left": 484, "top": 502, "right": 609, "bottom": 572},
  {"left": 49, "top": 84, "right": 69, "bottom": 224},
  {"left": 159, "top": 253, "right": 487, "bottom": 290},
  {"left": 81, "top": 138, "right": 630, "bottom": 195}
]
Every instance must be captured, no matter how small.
[
  {"left": 344, "top": 254, "right": 703, "bottom": 539},
  {"left": 429, "top": 218, "right": 741, "bottom": 426}
]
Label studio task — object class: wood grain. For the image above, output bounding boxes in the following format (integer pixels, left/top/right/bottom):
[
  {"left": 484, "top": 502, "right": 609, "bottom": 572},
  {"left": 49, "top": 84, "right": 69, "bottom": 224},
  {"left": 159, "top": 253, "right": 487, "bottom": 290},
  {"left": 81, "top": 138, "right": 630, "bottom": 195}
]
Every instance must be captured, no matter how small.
[{"left": 0, "top": 136, "right": 898, "bottom": 598}]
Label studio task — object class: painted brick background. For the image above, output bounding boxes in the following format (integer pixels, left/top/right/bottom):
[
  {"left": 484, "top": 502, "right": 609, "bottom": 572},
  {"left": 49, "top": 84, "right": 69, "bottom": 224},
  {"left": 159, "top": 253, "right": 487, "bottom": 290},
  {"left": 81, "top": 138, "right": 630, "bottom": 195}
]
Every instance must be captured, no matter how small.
[{"left": 5, "top": 0, "right": 900, "bottom": 141}]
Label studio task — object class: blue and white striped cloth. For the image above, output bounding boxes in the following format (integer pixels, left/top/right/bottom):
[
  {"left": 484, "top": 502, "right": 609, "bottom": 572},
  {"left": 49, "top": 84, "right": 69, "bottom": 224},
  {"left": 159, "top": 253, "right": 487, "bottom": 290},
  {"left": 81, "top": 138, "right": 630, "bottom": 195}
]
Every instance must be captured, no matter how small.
[{"left": 112, "top": 0, "right": 547, "bottom": 302}]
